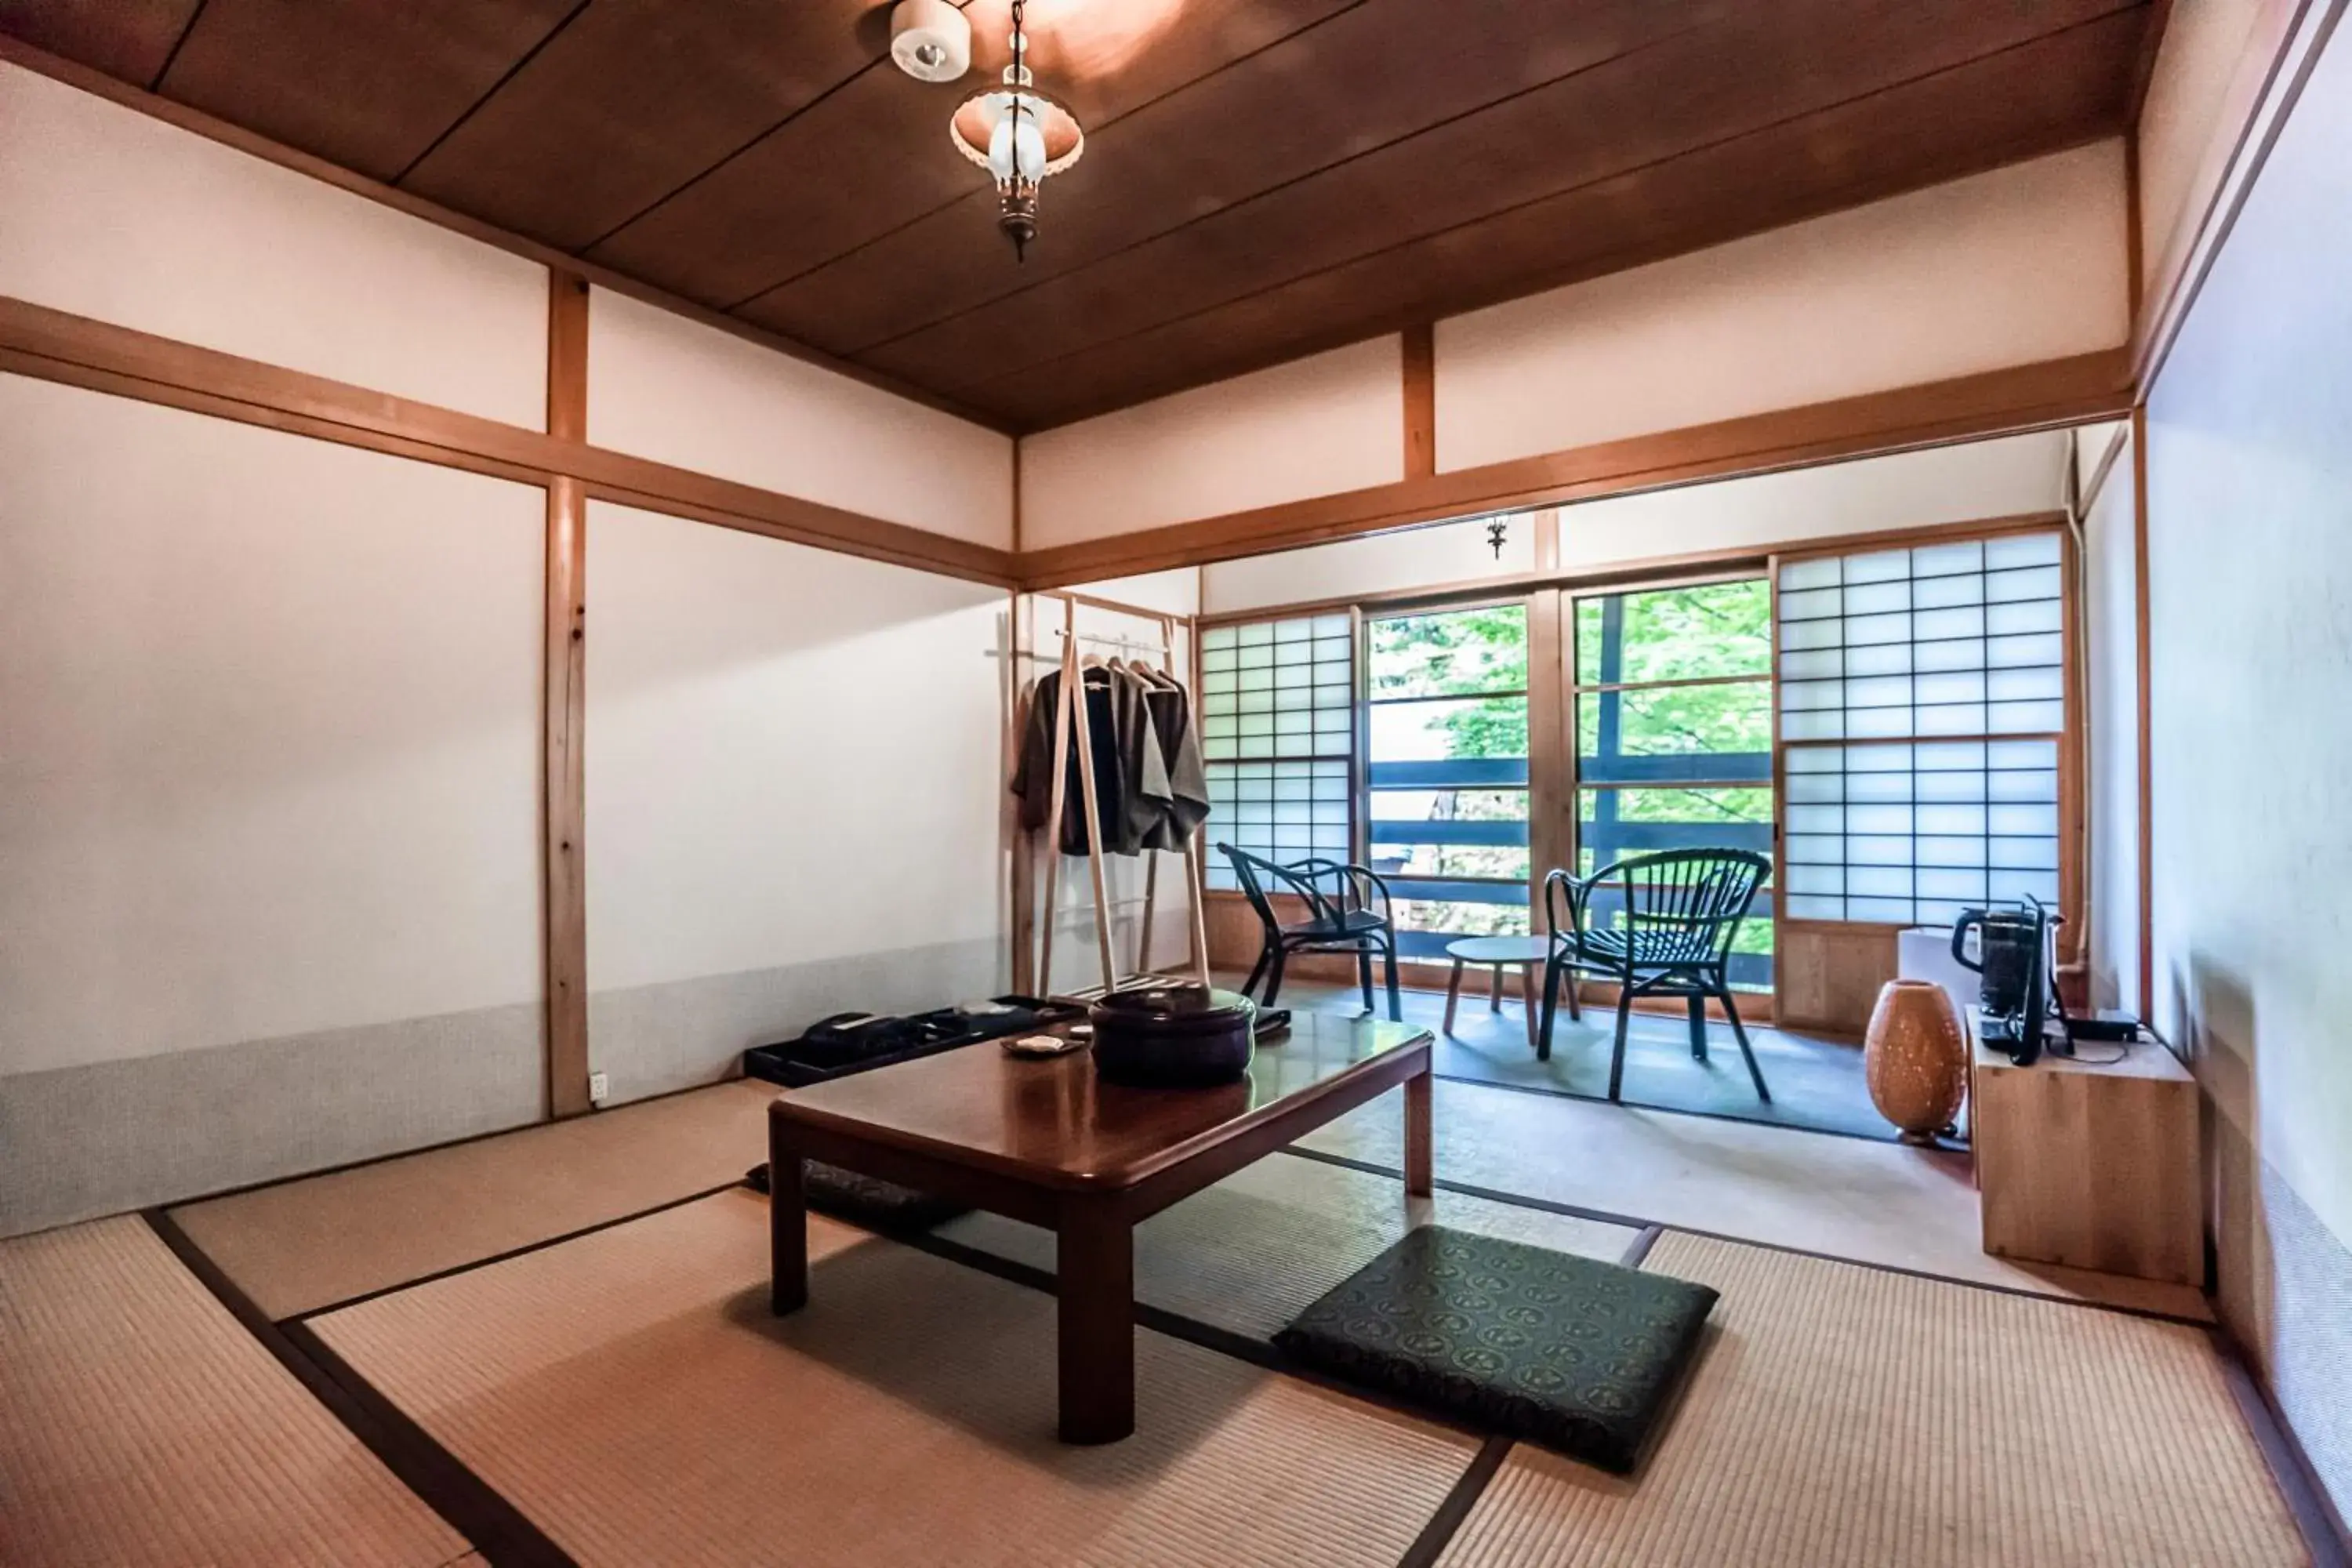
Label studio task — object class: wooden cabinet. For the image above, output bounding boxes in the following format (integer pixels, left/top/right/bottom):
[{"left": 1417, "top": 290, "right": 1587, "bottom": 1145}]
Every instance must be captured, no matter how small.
[{"left": 1971, "top": 1029, "right": 2202, "bottom": 1287}]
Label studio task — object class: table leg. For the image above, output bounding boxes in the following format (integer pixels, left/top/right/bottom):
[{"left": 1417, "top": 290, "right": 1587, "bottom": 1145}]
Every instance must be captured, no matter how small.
[
  {"left": 1488, "top": 965, "right": 1503, "bottom": 1011},
  {"left": 1443, "top": 958, "right": 1463, "bottom": 1035},
  {"left": 1519, "top": 964, "right": 1538, "bottom": 1050},
  {"left": 1403, "top": 1066, "right": 1433, "bottom": 1197},
  {"left": 768, "top": 1128, "right": 808, "bottom": 1316},
  {"left": 1057, "top": 1196, "right": 1134, "bottom": 1444}
]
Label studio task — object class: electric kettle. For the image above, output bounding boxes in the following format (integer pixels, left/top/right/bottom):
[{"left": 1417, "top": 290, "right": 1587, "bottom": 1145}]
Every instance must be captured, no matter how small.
[{"left": 1949, "top": 906, "right": 2041, "bottom": 1014}]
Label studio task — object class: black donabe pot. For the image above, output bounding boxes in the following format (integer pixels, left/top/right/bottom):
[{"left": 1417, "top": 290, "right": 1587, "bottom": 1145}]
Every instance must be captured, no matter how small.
[{"left": 1089, "top": 984, "right": 1258, "bottom": 1087}]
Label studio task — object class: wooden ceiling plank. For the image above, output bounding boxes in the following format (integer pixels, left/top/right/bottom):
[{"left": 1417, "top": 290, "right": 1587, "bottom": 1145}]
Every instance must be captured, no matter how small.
[
  {"left": 587, "top": 0, "right": 1356, "bottom": 311},
  {"left": 400, "top": 0, "right": 882, "bottom": 252},
  {"left": 0, "top": 0, "right": 199, "bottom": 87},
  {"left": 154, "top": 0, "right": 583, "bottom": 183},
  {"left": 735, "top": 0, "right": 1727, "bottom": 357},
  {"left": 982, "top": 14, "right": 2143, "bottom": 430},
  {"left": 859, "top": 0, "right": 2143, "bottom": 399}
]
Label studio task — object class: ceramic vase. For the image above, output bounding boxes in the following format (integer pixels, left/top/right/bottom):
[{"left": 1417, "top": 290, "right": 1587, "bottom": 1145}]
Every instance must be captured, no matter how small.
[{"left": 1864, "top": 978, "right": 1967, "bottom": 1144}]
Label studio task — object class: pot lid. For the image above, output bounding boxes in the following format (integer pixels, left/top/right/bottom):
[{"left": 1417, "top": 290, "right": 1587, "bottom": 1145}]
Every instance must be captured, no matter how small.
[{"left": 1092, "top": 983, "right": 1255, "bottom": 1024}]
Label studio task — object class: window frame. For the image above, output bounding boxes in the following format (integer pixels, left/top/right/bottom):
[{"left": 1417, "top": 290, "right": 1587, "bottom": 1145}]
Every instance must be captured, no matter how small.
[
  {"left": 1195, "top": 608, "right": 1359, "bottom": 891},
  {"left": 1568, "top": 572, "right": 1777, "bottom": 989},
  {"left": 1360, "top": 596, "right": 1536, "bottom": 955},
  {"left": 1768, "top": 521, "right": 2081, "bottom": 947}
]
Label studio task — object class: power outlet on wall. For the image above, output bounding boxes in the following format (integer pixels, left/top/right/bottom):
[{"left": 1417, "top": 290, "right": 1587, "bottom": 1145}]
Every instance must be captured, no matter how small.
[{"left": 588, "top": 1072, "right": 609, "bottom": 1106}]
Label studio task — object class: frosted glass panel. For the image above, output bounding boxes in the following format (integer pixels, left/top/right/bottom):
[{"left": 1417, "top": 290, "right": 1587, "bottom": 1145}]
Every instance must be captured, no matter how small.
[{"left": 1200, "top": 612, "right": 1356, "bottom": 881}]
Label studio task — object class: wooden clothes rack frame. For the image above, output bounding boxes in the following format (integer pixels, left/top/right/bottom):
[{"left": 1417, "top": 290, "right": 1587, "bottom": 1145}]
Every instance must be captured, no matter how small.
[{"left": 1022, "top": 591, "right": 1212, "bottom": 997}]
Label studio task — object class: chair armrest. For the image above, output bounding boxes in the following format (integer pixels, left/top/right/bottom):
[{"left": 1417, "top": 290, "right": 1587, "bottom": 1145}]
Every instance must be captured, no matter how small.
[{"left": 1543, "top": 867, "right": 1599, "bottom": 945}]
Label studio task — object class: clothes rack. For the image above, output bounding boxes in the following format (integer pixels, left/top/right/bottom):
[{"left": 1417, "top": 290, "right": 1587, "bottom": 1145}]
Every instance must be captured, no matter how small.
[{"left": 1017, "top": 592, "right": 1212, "bottom": 999}]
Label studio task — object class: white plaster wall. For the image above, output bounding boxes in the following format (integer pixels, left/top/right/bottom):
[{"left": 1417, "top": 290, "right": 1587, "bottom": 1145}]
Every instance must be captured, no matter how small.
[
  {"left": 2143, "top": 19, "right": 2352, "bottom": 1250},
  {"left": 2080, "top": 424, "right": 2140, "bottom": 1014},
  {"left": 0, "top": 60, "right": 546, "bottom": 428},
  {"left": 1061, "top": 568, "right": 1202, "bottom": 619},
  {"left": 584, "top": 501, "right": 1005, "bottom": 1001},
  {"left": 2137, "top": 0, "right": 2295, "bottom": 290},
  {"left": 2141, "top": 22, "right": 2352, "bottom": 1509},
  {"left": 1438, "top": 143, "right": 2130, "bottom": 473},
  {"left": 1203, "top": 516, "right": 1534, "bottom": 616},
  {"left": 1555, "top": 430, "right": 2069, "bottom": 569},
  {"left": 1202, "top": 433, "right": 2066, "bottom": 614},
  {"left": 1019, "top": 336, "right": 1404, "bottom": 549},
  {"left": 0, "top": 375, "right": 544, "bottom": 1075},
  {"left": 588, "top": 289, "right": 1014, "bottom": 550}
]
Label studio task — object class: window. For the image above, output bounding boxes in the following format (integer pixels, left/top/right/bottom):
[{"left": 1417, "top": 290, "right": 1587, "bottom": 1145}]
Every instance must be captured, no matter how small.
[
  {"left": 1365, "top": 604, "right": 1530, "bottom": 955},
  {"left": 1573, "top": 578, "right": 1775, "bottom": 986},
  {"left": 1199, "top": 615, "right": 1353, "bottom": 889},
  {"left": 1776, "top": 532, "right": 2066, "bottom": 925}
]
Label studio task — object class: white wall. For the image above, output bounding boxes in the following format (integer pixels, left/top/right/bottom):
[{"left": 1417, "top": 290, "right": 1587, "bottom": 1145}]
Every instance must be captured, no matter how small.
[
  {"left": 0, "top": 375, "right": 546, "bottom": 1231},
  {"left": 2141, "top": 16, "right": 2352, "bottom": 1515},
  {"left": 589, "top": 289, "right": 1014, "bottom": 550},
  {"left": 0, "top": 60, "right": 546, "bottom": 427},
  {"left": 1555, "top": 430, "right": 2069, "bottom": 568},
  {"left": 2078, "top": 423, "right": 2140, "bottom": 1014},
  {"left": 1203, "top": 431, "right": 2068, "bottom": 614},
  {"left": 2137, "top": 0, "right": 2297, "bottom": 293},
  {"left": 1439, "top": 143, "right": 2129, "bottom": 472},
  {"left": 584, "top": 502, "right": 1007, "bottom": 1098},
  {"left": 1204, "top": 516, "right": 1534, "bottom": 616},
  {"left": 1019, "top": 336, "right": 1403, "bottom": 549}
]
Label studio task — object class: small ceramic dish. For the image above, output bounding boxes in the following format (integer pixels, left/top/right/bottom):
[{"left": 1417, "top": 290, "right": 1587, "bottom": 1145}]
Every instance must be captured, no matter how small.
[{"left": 1003, "top": 1033, "right": 1087, "bottom": 1058}]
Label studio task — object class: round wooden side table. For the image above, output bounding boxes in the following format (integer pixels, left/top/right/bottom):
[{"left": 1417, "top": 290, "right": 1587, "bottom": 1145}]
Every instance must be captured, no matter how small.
[{"left": 1441, "top": 935, "right": 1554, "bottom": 1050}]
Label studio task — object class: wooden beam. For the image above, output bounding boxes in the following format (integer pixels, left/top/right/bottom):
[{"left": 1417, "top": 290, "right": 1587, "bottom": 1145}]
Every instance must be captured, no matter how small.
[
  {"left": 2132, "top": 404, "right": 2154, "bottom": 1024},
  {"left": 0, "top": 32, "right": 1014, "bottom": 435},
  {"left": 1018, "top": 350, "right": 2132, "bottom": 587},
  {"left": 1191, "top": 509, "right": 2070, "bottom": 630},
  {"left": 543, "top": 272, "right": 591, "bottom": 1120},
  {"left": 1400, "top": 325, "right": 1436, "bottom": 479},
  {"left": 0, "top": 294, "right": 1020, "bottom": 586}
]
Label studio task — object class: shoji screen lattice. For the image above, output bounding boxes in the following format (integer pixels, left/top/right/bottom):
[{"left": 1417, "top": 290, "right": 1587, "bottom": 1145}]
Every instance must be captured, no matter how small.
[
  {"left": 1776, "top": 532, "right": 2066, "bottom": 926},
  {"left": 1199, "top": 615, "right": 1355, "bottom": 889}
]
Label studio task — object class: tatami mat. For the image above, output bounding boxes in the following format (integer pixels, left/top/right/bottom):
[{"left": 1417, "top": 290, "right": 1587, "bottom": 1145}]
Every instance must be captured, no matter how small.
[
  {"left": 0, "top": 1215, "right": 468, "bottom": 1568},
  {"left": 939, "top": 1152, "right": 1640, "bottom": 1341},
  {"left": 1296, "top": 1077, "right": 2214, "bottom": 1319},
  {"left": 313, "top": 1189, "right": 1480, "bottom": 1568},
  {"left": 169, "top": 1078, "right": 775, "bottom": 1319},
  {"left": 1438, "top": 1231, "right": 2306, "bottom": 1567}
]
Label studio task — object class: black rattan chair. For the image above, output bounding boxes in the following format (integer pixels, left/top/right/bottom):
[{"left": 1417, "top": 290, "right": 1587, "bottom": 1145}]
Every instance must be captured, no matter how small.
[
  {"left": 1538, "top": 848, "right": 1773, "bottom": 1104},
  {"left": 1219, "top": 844, "right": 1402, "bottom": 1021}
]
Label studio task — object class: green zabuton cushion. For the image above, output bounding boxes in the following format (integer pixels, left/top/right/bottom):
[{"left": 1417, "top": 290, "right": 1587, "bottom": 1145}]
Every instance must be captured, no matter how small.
[{"left": 1272, "top": 1225, "right": 1717, "bottom": 1475}]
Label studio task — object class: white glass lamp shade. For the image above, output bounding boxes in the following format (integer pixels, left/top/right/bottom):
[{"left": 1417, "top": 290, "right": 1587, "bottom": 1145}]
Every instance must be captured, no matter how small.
[
  {"left": 989, "top": 102, "right": 1048, "bottom": 182},
  {"left": 951, "top": 85, "right": 1083, "bottom": 178}
]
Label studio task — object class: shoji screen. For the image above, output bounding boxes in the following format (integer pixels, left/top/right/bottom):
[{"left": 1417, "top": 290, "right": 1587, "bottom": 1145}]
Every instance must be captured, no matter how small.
[
  {"left": 1199, "top": 615, "right": 1355, "bottom": 888},
  {"left": 1776, "top": 531, "right": 2067, "bottom": 925}
]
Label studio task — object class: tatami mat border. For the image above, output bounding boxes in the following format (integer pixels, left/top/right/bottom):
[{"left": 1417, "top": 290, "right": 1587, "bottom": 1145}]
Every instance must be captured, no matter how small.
[
  {"left": 281, "top": 1181, "right": 750, "bottom": 1324},
  {"left": 1428, "top": 1068, "right": 1911, "bottom": 1147},
  {"left": 143, "top": 1207, "right": 575, "bottom": 1568},
  {"left": 140, "top": 1125, "right": 2334, "bottom": 1568},
  {"left": 1279, "top": 1147, "right": 2217, "bottom": 1327}
]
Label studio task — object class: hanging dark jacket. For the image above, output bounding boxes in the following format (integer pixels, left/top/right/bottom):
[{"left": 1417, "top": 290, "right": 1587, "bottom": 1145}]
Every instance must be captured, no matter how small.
[{"left": 1011, "top": 665, "right": 1171, "bottom": 856}]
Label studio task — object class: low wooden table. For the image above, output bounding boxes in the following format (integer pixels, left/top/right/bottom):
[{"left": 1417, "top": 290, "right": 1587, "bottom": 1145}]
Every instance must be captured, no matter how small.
[
  {"left": 768, "top": 1012, "right": 1434, "bottom": 1443},
  {"left": 1442, "top": 935, "right": 1553, "bottom": 1049}
]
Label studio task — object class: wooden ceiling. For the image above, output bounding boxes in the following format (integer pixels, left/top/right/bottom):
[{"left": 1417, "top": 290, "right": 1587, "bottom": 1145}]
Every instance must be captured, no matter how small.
[{"left": 2, "top": 0, "right": 2153, "bottom": 432}]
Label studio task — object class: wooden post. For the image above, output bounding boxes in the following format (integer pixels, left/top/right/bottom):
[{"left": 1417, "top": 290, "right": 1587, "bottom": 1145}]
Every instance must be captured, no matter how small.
[
  {"left": 1036, "top": 613, "right": 1076, "bottom": 996},
  {"left": 1067, "top": 626, "right": 1121, "bottom": 993},
  {"left": 543, "top": 270, "right": 590, "bottom": 1119}
]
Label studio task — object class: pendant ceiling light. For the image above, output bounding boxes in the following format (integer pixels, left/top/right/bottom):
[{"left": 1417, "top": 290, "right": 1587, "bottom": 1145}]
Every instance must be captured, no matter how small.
[{"left": 949, "top": 0, "right": 1083, "bottom": 260}]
